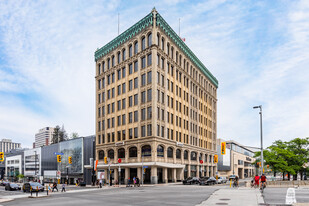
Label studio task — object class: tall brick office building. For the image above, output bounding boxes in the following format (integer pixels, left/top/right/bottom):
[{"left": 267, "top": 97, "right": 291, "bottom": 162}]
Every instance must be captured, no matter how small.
[{"left": 94, "top": 8, "right": 218, "bottom": 184}]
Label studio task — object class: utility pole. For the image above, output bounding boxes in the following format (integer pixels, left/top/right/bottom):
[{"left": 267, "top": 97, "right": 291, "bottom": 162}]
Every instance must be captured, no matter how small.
[
  {"left": 141, "top": 154, "right": 144, "bottom": 186},
  {"left": 253, "top": 105, "right": 264, "bottom": 175}
]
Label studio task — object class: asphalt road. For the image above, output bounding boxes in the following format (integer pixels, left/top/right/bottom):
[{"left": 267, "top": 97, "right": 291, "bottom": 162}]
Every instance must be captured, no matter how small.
[
  {"left": 2, "top": 184, "right": 220, "bottom": 206},
  {"left": 263, "top": 187, "right": 309, "bottom": 205}
]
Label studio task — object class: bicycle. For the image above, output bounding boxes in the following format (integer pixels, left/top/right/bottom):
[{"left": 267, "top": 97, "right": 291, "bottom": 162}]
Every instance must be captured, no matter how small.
[{"left": 260, "top": 182, "right": 266, "bottom": 193}]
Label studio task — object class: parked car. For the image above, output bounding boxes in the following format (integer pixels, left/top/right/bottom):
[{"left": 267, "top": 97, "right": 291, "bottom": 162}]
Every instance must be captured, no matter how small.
[
  {"left": 229, "top": 175, "right": 236, "bottom": 181},
  {"left": 182, "top": 177, "right": 200, "bottom": 185},
  {"left": 5, "top": 183, "right": 21, "bottom": 191},
  {"left": 23, "top": 182, "right": 44, "bottom": 192},
  {"left": 217, "top": 177, "right": 227, "bottom": 184},
  {"left": 200, "top": 177, "right": 217, "bottom": 185},
  {"left": 0, "top": 181, "right": 9, "bottom": 186}
]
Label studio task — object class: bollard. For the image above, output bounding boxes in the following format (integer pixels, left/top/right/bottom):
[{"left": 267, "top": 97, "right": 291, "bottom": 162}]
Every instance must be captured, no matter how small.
[
  {"left": 230, "top": 179, "right": 232, "bottom": 188},
  {"left": 30, "top": 187, "right": 33, "bottom": 196},
  {"left": 36, "top": 190, "right": 38, "bottom": 197}
]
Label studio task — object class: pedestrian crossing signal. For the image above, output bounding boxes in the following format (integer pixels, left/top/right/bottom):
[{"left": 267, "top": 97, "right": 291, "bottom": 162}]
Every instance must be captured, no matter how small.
[
  {"left": 221, "top": 142, "right": 226, "bottom": 155},
  {"left": 57, "top": 155, "right": 61, "bottom": 163},
  {"left": 68, "top": 156, "right": 72, "bottom": 164},
  {"left": 0, "top": 152, "right": 4, "bottom": 162}
]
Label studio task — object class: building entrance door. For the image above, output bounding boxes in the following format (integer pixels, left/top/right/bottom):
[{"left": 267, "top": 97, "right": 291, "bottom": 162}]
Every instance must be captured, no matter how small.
[
  {"left": 157, "top": 168, "right": 163, "bottom": 183},
  {"left": 130, "top": 168, "right": 137, "bottom": 180},
  {"left": 120, "top": 169, "right": 125, "bottom": 184}
]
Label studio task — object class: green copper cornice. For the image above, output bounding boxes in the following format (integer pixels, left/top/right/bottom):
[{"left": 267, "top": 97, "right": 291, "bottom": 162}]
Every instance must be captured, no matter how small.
[
  {"left": 94, "top": 10, "right": 218, "bottom": 88},
  {"left": 94, "top": 13, "right": 153, "bottom": 61},
  {"left": 156, "top": 13, "right": 218, "bottom": 88}
]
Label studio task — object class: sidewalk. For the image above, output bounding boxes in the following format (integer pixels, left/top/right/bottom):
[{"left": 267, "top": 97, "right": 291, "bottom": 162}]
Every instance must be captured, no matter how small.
[{"left": 197, "top": 188, "right": 264, "bottom": 206}]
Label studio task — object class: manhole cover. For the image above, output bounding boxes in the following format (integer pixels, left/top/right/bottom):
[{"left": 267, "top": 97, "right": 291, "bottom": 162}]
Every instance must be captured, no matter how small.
[
  {"left": 219, "top": 199, "right": 230, "bottom": 201},
  {"left": 215, "top": 203, "right": 228, "bottom": 205}
]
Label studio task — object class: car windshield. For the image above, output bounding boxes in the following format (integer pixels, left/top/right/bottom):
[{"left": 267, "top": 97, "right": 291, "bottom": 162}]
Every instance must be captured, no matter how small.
[
  {"left": 186, "top": 177, "right": 192, "bottom": 180},
  {"left": 201, "top": 177, "right": 209, "bottom": 180}
]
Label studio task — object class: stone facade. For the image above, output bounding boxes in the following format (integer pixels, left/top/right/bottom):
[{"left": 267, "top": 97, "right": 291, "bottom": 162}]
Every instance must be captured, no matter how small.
[{"left": 94, "top": 9, "right": 218, "bottom": 184}]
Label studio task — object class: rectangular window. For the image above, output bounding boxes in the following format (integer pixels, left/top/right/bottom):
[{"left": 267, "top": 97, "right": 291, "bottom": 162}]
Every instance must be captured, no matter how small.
[
  {"left": 107, "top": 118, "right": 110, "bottom": 128},
  {"left": 103, "top": 62, "right": 105, "bottom": 72},
  {"left": 147, "top": 89, "right": 152, "bottom": 102},
  {"left": 111, "top": 103, "right": 115, "bottom": 113},
  {"left": 117, "top": 70, "right": 121, "bottom": 80},
  {"left": 161, "top": 75, "right": 164, "bottom": 87},
  {"left": 134, "top": 127, "right": 138, "bottom": 138},
  {"left": 157, "top": 89, "right": 160, "bottom": 102},
  {"left": 98, "top": 79, "right": 101, "bottom": 90},
  {"left": 117, "top": 131, "right": 121, "bottom": 141},
  {"left": 147, "top": 71, "right": 152, "bottom": 84},
  {"left": 129, "top": 45, "right": 132, "bottom": 57},
  {"left": 122, "top": 49, "right": 126, "bottom": 61},
  {"left": 117, "top": 100, "right": 121, "bottom": 111},
  {"left": 107, "top": 104, "right": 110, "bottom": 114},
  {"left": 147, "top": 53, "right": 152, "bottom": 66},
  {"left": 134, "top": 61, "right": 138, "bottom": 72},
  {"left": 117, "top": 85, "right": 121, "bottom": 95},
  {"left": 98, "top": 94, "right": 101, "bottom": 104},
  {"left": 126, "top": 63, "right": 131, "bottom": 74},
  {"left": 147, "top": 106, "right": 152, "bottom": 119},
  {"left": 129, "top": 112, "right": 133, "bottom": 123},
  {"left": 129, "top": 96, "right": 133, "bottom": 107},
  {"left": 122, "top": 114, "right": 126, "bottom": 125},
  {"left": 141, "top": 56, "right": 146, "bottom": 69},
  {"left": 147, "top": 124, "right": 152, "bottom": 136},
  {"left": 157, "top": 107, "right": 160, "bottom": 120},
  {"left": 167, "top": 129, "right": 169, "bottom": 139},
  {"left": 141, "top": 74, "right": 146, "bottom": 86},
  {"left": 141, "top": 125, "right": 146, "bottom": 137},
  {"left": 141, "top": 91, "right": 146, "bottom": 103},
  {"left": 161, "top": 126, "right": 164, "bottom": 137},
  {"left": 107, "top": 133, "right": 110, "bottom": 142},
  {"left": 112, "top": 72, "right": 115, "bottom": 83},
  {"left": 117, "top": 116, "right": 121, "bottom": 126},
  {"left": 134, "top": 111, "right": 138, "bottom": 122},
  {"left": 102, "top": 77, "right": 105, "bottom": 88},
  {"left": 161, "top": 109, "right": 164, "bottom": 121},
  {"left": 122, "top": 98, "right": 126, "bottom": 109},
  {"left": 161, "top": 58, "right": 164, "bottom": 70},
  {"left": 129, "top": 128, "right": 133, "bottom": 139},
  {"left": 112, "top": 88, "right": 115, "bottom": 98},
  {"left": 157, "top": 125, "right": 160, "bottom": 136},
  {"left": 157, "top": 54, "right": 160, "bottom": 66},
  {"left": 122, "top": 83, "right": 126, "bottom": 93},
  {"left": 134, "top": 77, "right": 138, "bottom": 89},
  {"left": 102, "top": 106, "right": 105, "bottom": 116},
  {"left": 111, "top": 117, "right": 115, "bottom": 128},
  {"left": 102, "top": 120, "right": 105, "bottom": 130},
  {"left": 157, "top": 72, "right": 160, "bottom": 84},
  {"left": 161, "top": 92, "right": 164, "bottom": 104},
  {"left": 107, "top": 75, "right": 110, "bottom": 85},
  {"left": 129, "top": 80, "right": 133, "bottom": 91},
  {"left": 122, "top": 130, "right": 125, "bottom": 140},
  {"left": 107, "top": 90, "right": 110, "bottom": 99},
  {"left": 141, "top": 108, "right": 146, "bottom": 121},
  {"left": 108, "top": 59, "right": 110, "bottom": 70},
  {"left": 122, "top": 67, "right": 126, "bottom": 78},
  {"left": 118, "top": 52, "right": 121, "bottom": 63}
]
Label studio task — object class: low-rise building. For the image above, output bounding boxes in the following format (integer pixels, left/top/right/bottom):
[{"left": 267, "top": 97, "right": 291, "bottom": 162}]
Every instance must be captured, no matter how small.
[{"left": 217, "top": 139, "right": 256, "bottom": 179}]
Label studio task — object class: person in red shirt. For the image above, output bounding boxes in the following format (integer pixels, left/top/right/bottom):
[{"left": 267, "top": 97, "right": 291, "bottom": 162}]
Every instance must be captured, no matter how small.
[
  {"left": 254, "top": 175, "right": 260, "bottom": 188},
  {"left": 260, "top": 174, "right": 267, "bottom": 189}
]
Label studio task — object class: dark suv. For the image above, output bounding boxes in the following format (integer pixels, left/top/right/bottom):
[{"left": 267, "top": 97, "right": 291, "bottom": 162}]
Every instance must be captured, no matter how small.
[{"left": 182, "top": 177, "right": 200, "bottom": 185}]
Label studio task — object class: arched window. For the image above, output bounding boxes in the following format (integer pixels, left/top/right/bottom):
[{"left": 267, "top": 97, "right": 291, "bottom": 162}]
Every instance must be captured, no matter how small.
[
  {"left": 157, "top": 145, "right": 164, "bottom": 157},
  {"left": 129, "top": 45, "right": 133, "bottom": 57},
  {"left": 108, "top": 149, "right": 114, "bottom": 159},
  {"left": 148, "top": 33, "right": 152, "bottom": 47},
  {"left": 142, "top": 145, "right": 151, "bottom": 157},
  {"left": 118, "top": 148, "right": 125, "bottom": 158},
  {"left": 184, "top": 150, "right": 188, "bottom": 160},
  {"left": 167, "top": 43, "right": 170, "bottom": 56},
  {"left": 98, "top": 63, "right": 101, "bottom": 75},
  {"left": 191, "top": 151, "right": 197, "bottom": 160},
  {"left": 209, "top": 155, "right": 212, "bottom": 163},
  {"left": 167, "top": 147, "right": 173, "bottom": 158},
  {"left": 142, "top": 37, "right": 146, "bottom": 50},
  {"left": 157, "top": 33, "right": 160, "bottom": 46},
  {"left": 176, "top": 52, "right": 178, "bottom": 64},
  {"left": 134, "top": 41, "right": 138, "bottom": 54},
  {"left": 98, "top": 150, "right": 104, "bottom": 160},
  {"left": 117, "top": 51, "right": 121, "bottom": 63},
  {"left": 171, "top": 47, "right": 174, "bottom": 59},
  {"left": 176, "top": 149, "right": 181, "bottom": 159},
  {"left": 112, "top": 55, "right": 115, "bottom": 67},
  {"left": 161, "top": 38, "right": 164, "bottom": 51},
  {"left": 129, "top": 147, "right": 137, "bottom": 157},
  {"left": 204, "top": 154, "right": 208, "bottom": 162}
]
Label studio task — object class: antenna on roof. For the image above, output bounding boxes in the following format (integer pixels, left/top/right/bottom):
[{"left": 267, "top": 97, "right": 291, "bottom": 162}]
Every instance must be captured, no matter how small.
[{"left": 118, "top": 13, "right": 120, "bottom": 35}]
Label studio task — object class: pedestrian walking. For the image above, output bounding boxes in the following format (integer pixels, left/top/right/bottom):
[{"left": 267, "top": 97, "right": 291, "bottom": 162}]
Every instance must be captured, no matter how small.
[
  {"left": 52, "top": 182, "right": 58, "bottom": 192},
  {"left": 61, "top": 183, "right": 66, "bottom": 192},
  {"left": 127, "top": 178, "right": 131, "bottom": 187},
  {"left": 136, "top": 177, "right": 140, "bottom": 187},
  {"left": 133, "top": 176, "right": 136, "bottom": 187},
  {"left": 99, "top": 179, "right": 102, "bottom": 188}
]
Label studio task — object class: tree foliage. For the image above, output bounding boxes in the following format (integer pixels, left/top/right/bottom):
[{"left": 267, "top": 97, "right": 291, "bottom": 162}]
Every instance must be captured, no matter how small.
[
  {"left": 254, "top": 137, "right": 309, "bottom": 180},
  {"left": 51, "top": 125, "right": 68, "bottom": 144}
]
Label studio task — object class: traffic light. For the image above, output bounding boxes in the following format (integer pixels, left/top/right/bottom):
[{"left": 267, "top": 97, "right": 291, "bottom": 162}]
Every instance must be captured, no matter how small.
[
  {"left": 144, "top": 168, "right": 146, "bottom": 174},
  {"left": 221, "top": 142, "right": 226, "bottom": 155},
  {"left": 68, "top": 156, "right": 72, "bottom": 164},
  {"left": 0, "top": 152, "right": 4, "bottom": 162},
  {"left": 57, "top": 155, "right": 61, "bottom": 163},
  {"left": 104, "top": 157, "right": 107, "bottom": 164},
  {"left": 267, "top": 165, "right": 269, "bottom": 169},
  {"left": 214, "top": 155, "right": 218, "bottom": 163}
]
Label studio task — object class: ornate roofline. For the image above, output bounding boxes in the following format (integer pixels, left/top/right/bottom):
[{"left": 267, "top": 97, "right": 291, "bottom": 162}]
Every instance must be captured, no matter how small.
[
  {"left": 94, "top": 13, "right": 153, "bottom": 61},
  {"left": 94, "top": 9, "right": 218, "bottom": 88},
  {"left": 156, "top": 13, "right": 218, "bottom": 87}
]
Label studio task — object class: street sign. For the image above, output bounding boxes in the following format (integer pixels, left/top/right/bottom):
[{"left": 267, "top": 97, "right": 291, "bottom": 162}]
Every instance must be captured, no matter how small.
[
  {"left": 143, "top": 166, "right": 148, "bottom": 168},
  {"left": 118, "top": 167, "right": 121, "bottom": 172},
  {"left": 200, "top": 160, "right": 203, "bottom": 164},
  {"left": 57, "top": 170, "right": 61, "bottom": 176},
  {"left": 118, "top": 158, "right": 122, "bottom": 163},
  {"left": 54, "top": 152, "right": 64, "bottom": 155}
]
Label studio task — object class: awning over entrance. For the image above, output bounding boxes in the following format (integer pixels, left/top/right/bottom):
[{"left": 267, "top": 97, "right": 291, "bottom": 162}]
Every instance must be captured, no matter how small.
[{"left": 84, "top": 162, "right": 185, "bottom": 169}]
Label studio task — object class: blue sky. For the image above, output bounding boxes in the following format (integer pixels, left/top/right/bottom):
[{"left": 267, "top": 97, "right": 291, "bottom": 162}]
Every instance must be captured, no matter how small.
[{"left": 0, "top": 0, "right": 308, "bottom": 148}]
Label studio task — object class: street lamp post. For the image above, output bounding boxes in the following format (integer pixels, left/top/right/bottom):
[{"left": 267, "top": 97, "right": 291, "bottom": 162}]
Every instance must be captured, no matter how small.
[{"left": 253, "top": 105, "right": 263, "bottom": 175}]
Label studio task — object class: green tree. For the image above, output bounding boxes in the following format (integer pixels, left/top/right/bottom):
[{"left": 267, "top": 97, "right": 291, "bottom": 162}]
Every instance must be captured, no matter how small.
[
  {"left": 52, "top": 125, "right": 68, "bottom": 144},
  {"left": 70, "top": 132, "right": 79, "bottom": 139}
]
